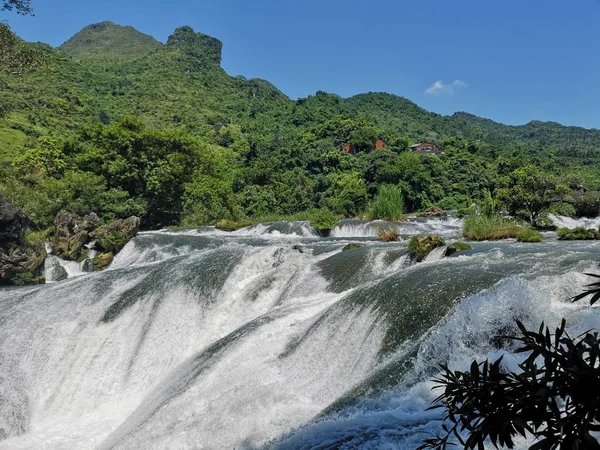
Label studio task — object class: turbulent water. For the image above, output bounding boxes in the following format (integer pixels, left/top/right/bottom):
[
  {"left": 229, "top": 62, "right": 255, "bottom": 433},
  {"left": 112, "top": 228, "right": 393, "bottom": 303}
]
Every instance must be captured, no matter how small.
[{"left": 1, "top": 216, "right": 599, "bottom": 449}]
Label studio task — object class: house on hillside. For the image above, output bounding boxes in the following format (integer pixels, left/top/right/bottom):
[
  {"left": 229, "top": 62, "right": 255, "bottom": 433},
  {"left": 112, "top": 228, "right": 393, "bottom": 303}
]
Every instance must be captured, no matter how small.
[
  {"left": 410, "top": 142, "right": 444, "bottom": 154},
  {"left": 342, "top": 137, "right": 388, "bottom": 154}
]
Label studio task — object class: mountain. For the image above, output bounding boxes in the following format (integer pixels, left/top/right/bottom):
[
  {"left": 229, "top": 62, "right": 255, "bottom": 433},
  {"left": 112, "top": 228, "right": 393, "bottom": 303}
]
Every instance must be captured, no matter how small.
[{"left": 60, "top": 21, "right": 163, "bottom": 63}]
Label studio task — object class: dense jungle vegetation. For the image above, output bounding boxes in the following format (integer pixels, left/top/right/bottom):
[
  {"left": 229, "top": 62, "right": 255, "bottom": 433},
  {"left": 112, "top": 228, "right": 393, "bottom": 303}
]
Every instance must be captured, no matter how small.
[{"left": 2, "top": 21, "right": 600, "bottom": 229}]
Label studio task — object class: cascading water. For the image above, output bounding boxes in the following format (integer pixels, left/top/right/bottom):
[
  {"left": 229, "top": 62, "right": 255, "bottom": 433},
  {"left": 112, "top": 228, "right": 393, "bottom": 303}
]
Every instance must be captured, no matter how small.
[{"left": 1, "top": 220, "right": 599, "bottom": 449}]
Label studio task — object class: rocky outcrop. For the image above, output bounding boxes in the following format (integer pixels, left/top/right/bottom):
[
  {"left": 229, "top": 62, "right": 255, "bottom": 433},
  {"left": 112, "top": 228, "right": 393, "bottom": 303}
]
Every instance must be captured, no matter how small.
[
  {"left": 423, "top": 207, "right": 447, "bottom": 217},
  {"left": 52, "top": 212, "right": 139, "bottom": 271},
  {"left": 54, "top": 211, "right": 99, "bottom": 261},
  {"left": 407, "top": 234, "right": 445, "bottom": 262},
  {"left": 0, "top": 194, "right": 46, "bottom": 285}
]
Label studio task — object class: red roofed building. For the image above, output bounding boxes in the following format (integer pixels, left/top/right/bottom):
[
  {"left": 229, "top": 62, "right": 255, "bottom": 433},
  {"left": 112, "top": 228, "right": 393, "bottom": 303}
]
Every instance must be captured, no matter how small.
[
  {"left": 410, "top": 142, "right": 444, "bottom": 154},
  {"left": 342, "top": 138, "right": 388, "bottom": 154}
]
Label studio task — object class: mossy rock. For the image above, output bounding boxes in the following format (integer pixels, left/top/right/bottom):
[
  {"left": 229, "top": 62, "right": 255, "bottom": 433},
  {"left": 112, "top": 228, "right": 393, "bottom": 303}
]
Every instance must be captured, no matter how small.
[
  {"left": 92, "top": 252, "right": 114, "bottom": 271},
  {"left": 408, "top": 234, "right": 445, "bottom": 262},
  {"left": 215, "top": 219, "right": 252, "bottom": 232},
  {"left": 342, "top": 243, "right": 362, "bottom": 252},
  {"left": 444, "top": 241, "right": 473, "bottom": 257}
]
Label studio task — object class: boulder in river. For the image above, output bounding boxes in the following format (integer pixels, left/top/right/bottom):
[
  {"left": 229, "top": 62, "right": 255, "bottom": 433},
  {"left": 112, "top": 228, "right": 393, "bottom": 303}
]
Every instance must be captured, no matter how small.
[
  {"left": 422, "top": 207, "right": 447, "bottom": 217},
  {"left": 408, "top": 234, "right": 445, "bottom": 262}
]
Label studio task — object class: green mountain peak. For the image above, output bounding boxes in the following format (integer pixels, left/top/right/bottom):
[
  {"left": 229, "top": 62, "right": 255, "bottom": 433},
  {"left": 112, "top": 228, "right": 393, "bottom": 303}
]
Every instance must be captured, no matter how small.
[
  {"left": 60, "top": 21, "right": 163, "bottom": 62},
  {"left": 166, "top": 26, "right": 222, "bottom": 65}
]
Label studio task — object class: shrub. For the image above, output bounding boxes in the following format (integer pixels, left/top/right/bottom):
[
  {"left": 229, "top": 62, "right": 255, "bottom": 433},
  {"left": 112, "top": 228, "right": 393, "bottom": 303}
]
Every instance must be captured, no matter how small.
[
  {"left": 377, "top": 226, "right": 399, "bottom": 242},
  {"left": 516, "top": 227, "right": 543, "bottom": 242},
  {"left": 419, "top": 320, "right": 600, "bottom": 450},
  {"left": 368, "top": 184, "right": 404, "bottom": 221},
  {"left": 556, "top": 227, "right": 599, "bottom": 240},
  {"left": 96, "top": 230, "right": 128, "bottom": 253},
  {"left": 10, "top": 272, "right": 45, "bottom": 285},
  {"left": 462, "top": 215, "right": 520, "bottom": 241},
  {"left": 308, "top": 208, "right": 339, "bottom": 232},
  {"left": 549, "top": 202, "right": 577, "bottom": 217},
  {"left": 408, "top": 235, "right": 445, "bottom": 262}
]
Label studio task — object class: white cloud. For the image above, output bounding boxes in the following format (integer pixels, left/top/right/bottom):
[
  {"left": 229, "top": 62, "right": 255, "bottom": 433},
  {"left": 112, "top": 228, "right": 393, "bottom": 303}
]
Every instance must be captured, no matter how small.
[{"left": 425, "top": 79, "right": 468, "bottom": 96}]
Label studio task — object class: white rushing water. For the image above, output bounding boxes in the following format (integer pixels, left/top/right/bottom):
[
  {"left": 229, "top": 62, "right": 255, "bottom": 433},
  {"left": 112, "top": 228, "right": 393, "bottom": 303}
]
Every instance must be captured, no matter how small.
[{"left": 1, "top": 220, "right": 600, "bottom": 449}]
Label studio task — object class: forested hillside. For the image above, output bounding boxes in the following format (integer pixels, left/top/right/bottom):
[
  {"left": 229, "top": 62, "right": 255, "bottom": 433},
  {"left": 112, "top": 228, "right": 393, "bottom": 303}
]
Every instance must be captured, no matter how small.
[{"left": 1, "top": 21, "right": 599, "bottom": 229}]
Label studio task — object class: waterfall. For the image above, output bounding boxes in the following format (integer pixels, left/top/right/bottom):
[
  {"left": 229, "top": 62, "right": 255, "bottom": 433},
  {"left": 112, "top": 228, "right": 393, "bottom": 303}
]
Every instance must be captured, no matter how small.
[{"left": 1, "top": 220, "right": 599, "bottom": 449}]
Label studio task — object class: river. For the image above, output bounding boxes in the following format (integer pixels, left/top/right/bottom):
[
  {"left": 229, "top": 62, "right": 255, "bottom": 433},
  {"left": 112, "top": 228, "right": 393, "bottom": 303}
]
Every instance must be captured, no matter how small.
[{"left": 0, "top": 217, "right": 599, "bottom": 449}]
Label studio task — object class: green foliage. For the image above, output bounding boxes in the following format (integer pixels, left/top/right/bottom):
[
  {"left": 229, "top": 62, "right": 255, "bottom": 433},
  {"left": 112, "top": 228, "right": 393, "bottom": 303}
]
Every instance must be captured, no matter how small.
[
  {"left": 408, "top": 234, "right": 445, "bottom": 261},
  {"left": 516, "top": 227, "right": 543, "bottom": 242},
  {"left": 2, "top": 0, "right": 33, "bottom": 15},
  {"left": 10, "top": 271, "right": 44, "bottom": 285},
  {"left": 556, "top": 227, "right": 599, "bottom": 240},
  {"left": 1, "top": 23, "right": 600, "bottom": 232},
  {"left": 548, "top": 202, "right": 577, "bottom": 217},
  {"left": 323, "top": 172, "right": 368, "bottom": 217},
  {"left": 308, "top": 208, "right": 339, "bottom": 231},
  {"left": 497, "top": 165, "right": 567, "bottom": 225},
  {"left": 419, "top": 319, "right": 600, "bottom": 450},
  {"left": 368, "top": 184, "right": 404, "bottom": 220},
  {"left": 463, "top": 215, "right": 521, "bottom": 241},
  {"left": 96, "top": 230, "right": 128, "bottom": 253}
]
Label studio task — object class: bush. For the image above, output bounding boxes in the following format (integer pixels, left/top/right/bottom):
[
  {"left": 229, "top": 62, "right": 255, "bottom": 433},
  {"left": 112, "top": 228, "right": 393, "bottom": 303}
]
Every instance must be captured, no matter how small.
[
  {"left": 96, "top": 230, "right": 128, "bottom": 253},
  {"left": 419, "top": 320, "right": 600, "bottom": 450},
  {"left": 308, "top": 208, "right": 339, "bottom": 232},
  {"left": 368, "top": 184, "right": 404, "bottom": 221},
  {"left": 549, "top": 202, "right": 577, "bottom": 217},
  {"left": 516, "top": 227, "right": 543, "bottom": 242},
  {"left": 377, "top": 226, "right": 399, "bottom": 242},
  {"left": 573, "top": 192, "right": 600, "bottom": 217},
  {"left": 556, "top": 227, "right": 599, "bottom": 240},
  {"left": 463, "top": 215, "right": 520, "bottom": 241},
  {"left": 408, "top": 234, "right": 445, "bottom": 262},
  {"left": 10, "top": 272, "right": 45, "bottom": 286}
]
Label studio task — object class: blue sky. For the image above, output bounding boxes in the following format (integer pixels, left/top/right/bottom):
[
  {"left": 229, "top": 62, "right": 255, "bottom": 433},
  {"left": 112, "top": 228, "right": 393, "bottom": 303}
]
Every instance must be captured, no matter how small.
[{"left": 7, "top": 0, "right": 600, "bottom": 128}]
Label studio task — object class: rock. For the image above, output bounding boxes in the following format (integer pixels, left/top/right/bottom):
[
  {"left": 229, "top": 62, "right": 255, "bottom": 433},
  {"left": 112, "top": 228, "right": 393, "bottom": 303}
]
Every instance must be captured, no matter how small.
[
  {"left": 292, "top": 245, "right": 304, "bottom": 253},
  {"left": 0, "top": 194, "right": 46, "bottom": 285},
  {"left": 92, "top": 252, "right": 113, "bottom": 271},
  {"left": 93, "top": 216, "right": 140, "bottom": 254},
  {"left": 423, "top": 207, "right": 447, "bottom": 217},
  {"left": 48, "top": 260, "right": 68, "bottom": 281},
  {"left": 342, "top": 243, "right": 362, "bottom": 251},
  {"left": 407, "top": 234, "right": 445, "bottom": 262},
  {"left": 82, "top": 258, "right": 95, "bottom": 273},
  {"left": 444, "top": 241, "right": 473, "bottom": 257},
  {"left": 53, "top": 211, "right": 92, "bottom": 261}
]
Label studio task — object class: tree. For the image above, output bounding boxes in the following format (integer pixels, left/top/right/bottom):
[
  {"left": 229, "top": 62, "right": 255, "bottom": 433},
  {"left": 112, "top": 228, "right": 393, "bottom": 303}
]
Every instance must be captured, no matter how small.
[
  {"left": 2, "top": 0, "right": 33, "bottom": 15},
  {"left": 497, "top": 165, "right": 567, "bottom": 225},
  {"left": 419, "top": 278, "right": 600, "bottom": 450}
]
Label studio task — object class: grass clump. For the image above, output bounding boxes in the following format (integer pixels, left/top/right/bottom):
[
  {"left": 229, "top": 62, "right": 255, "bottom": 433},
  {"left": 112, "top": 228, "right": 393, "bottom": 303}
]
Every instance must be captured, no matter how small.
[
  {"left": 215, "top": 219, "right": 252, "bottom": 232},
  {"left": 516, "top": 227, "right": 543, "bottom": 242},
  {"left": 408, "top": 235, "right": 445, "bottom": 262},
  {"left": 368, "top": 184, "right": 404, "bottom": 221},
  {"left": 377, "top": 226, "right": 400, "bottom": 242},
  {"left": 96, "top": 230, "right": 128, "bottom": 254},
  {"left": 556, "top": 227, "right": 599, "bottom": 240},
  {"left": 463, "top": 215, "right": 520, "bottom": 241}
]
